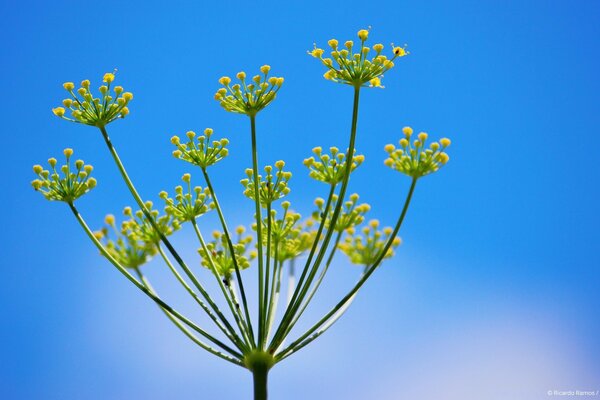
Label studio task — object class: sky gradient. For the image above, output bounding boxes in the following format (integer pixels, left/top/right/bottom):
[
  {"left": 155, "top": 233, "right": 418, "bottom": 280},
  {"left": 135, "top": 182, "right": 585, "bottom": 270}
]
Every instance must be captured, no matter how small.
[{"left": 2, "top": 1, "right": 599, "bottom": 399}]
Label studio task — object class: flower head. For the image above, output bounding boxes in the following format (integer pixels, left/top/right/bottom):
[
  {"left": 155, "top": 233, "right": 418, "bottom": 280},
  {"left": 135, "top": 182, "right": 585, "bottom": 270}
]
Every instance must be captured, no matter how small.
[
  {"left": 171, "top": 128, "right": 229, "bottom": 169},
  {"left": 199, "top": 229, "right": 255, "bottom": 279},
  {"left": 122, "top": 202, "right": 180, "bottom": 245},
  {"left": 214, "top": 67, "right": 284, "bottom": 116},
  {"left": 309, "top": 28, "right": 408, "bottom": 88},
  {"left": 262, "top": 205, "right": 317, "bottom": 262},
  {"left": 303, "top": 146, "right": 364, "bottom": 185},
  {"left": 338, "top": 220, "right": 401, "bottom": 266},
  {"left": 160, "top": 174, "right": 214, "bottom": 222},
  {"left": 31, "top": 149, "right": 97, "bottom": 203},
  {"left": 313, "top": 193, "right": 370, "bottom": 232},
  {"left": 94, "top": 213, "right": 157, "bottom": 269},
  {"left": 240, "top": 161, "right": 292, "bottom": 207},
  {"left": 53, "top": 72, "right": 133, "bottom": 127},
  {"left": 384, "top": 126, "right": 451, "bottom": 178}
]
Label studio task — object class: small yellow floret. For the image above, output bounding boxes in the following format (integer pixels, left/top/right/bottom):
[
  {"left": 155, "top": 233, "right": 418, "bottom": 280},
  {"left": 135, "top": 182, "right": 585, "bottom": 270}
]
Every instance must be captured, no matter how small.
[
  {"left": 182, "top": 173, "right": 191, "bottom": 183},
  {"left": 103, "top": 73, "right": 115, "bottom": 83},
  {"left": 402, "top": 126, "right": 413, "bottom": 136},
  {"left": 63, "top": 82, "right": 75, "bottom": 91},
  {"left": 123, "top": 92, "right": 133, "bottom": 101},
  {"left": 418, "top": 132, "right": 428, "bottom": 141},
  {"left": 393, "top": 46, "right": 407, "bottom": 57},
  {"left": 236, "top": 71, "right": 246, "bottom": 80},
  {"left": 440, "top": 138, "right": 451, "bottom": 147},
  {"left": 105, "top": 214, "right": 115, "bottom": 225},
  {"left": 384, "top": 144, "right": 395, "bottom": 152},
  {"left": 260, "top": 65, "right": 271, "bottom": 74},
  {"left": 328, "top": 39, "right": 338, "bottom": 48},
  {"left": 52, "top": 107, "right": 65, "bottom": 117},
  {"left": 63, "top": 148, "right": 73, "bottom": 157},
  {"left": 358, "top": 29, "right": 369, "bottom": 41},
  {"left": 219, "top": 76, "right": 231, "bottom": 85}
]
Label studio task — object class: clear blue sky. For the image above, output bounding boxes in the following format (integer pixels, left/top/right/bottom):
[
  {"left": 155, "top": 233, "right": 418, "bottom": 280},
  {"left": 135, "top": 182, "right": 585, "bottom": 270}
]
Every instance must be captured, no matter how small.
[{"left": 2, "top": 1, "right": 599, "bottom": 399}]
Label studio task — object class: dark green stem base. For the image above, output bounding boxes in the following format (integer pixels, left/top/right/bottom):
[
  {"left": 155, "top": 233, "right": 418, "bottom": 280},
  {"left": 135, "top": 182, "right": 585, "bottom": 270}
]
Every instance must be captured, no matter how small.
[
  {"left": 245, "top": 351, "right": 274, "bottom": 400},
  {"left": 252, "top": 367, "right": 269, "bottom": 400}
]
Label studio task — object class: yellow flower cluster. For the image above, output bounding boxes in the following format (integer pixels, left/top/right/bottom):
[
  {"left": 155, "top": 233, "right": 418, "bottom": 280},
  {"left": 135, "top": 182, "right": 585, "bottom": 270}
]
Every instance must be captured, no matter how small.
[
  {"left": 384, "top": 127, "right": 451, "bottom": 178},
  {"left": 31, "top": 149, "right": 97, "bottom": 203},
  {"left": 52, "top": 72, "right": 133, "bottom": 127},
  {"left": 338, "top": 220, "right": 401, "bottom": 266},
  {"left": 303, "top": 146, "right": 364, "bottom": 185},
  {"left": 199, "top": 228, "right": 256, "bottom": 279},
  {"left": 214, "top": 66, "right": 284, "bottom": 116},
  {"left": 94, "top": 213, "right": 157, "bottom": 269},
  {"left": 309, "top": 28, "right": 408, "bottom": 88},
  {"left": 240, "top": 161, "right": 292, "bottom": 207},
  {"left": 313, "top": 193, "right": 370, "bottom": 232},
  {"left": 171, "top": 128, "right": 230, "bottom": 169},
  {"left": 121, "top": 201, "right": 181, "bottom": 245},
  {"left": 159, "top": 173, "right": 214, "bottom": 223}
]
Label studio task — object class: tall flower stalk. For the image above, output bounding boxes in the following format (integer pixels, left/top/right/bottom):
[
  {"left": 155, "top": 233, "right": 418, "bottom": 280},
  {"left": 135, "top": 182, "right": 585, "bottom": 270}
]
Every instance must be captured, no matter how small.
[{"left": 33, "top": 29, "right": 451, "bottom": 399}]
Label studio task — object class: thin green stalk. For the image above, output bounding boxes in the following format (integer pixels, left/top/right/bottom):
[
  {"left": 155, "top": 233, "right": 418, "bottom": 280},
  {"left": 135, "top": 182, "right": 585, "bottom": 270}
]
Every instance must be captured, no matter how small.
[
  {"left": 270, "top": 87, "right": 361, "bottom": 351},
  {"left": 287, "top": 230, "right": 343, "bottom": 329},
  {"left": 67, "top": 202, "right": 242, "bottom": 359},
  {"left": 265, "top": 251, "right": 283, "bottom": 342},
  {"left": 202, "top": 168, "right": 255, "bottom": 344},
  {"left": 134, "top": 268, "right": 244, "bottom": 367},
  {"left": 249, "top": 115, "right": 265, "bottom": 347},
  {"left": 156, "top": 245, "right": 243, "bottom": 349},
  {"left": 268, "top": 184, "right": 335, "bottom": 349},
  {"left": 98, "top": 126, "right": 240, "bottom": 342},
  {"left": 261, "top": 202, "right": 273, "bottom": 348},
  {"left": 276, "top": 178, "right": 418, "bottom": 361},
  {"left": 191, "top": 220, "right": 252, "bottom": 350}
]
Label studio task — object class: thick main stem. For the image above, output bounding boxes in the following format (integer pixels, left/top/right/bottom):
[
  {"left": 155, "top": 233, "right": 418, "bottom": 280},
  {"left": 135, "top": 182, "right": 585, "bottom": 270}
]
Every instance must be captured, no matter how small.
[{"left": 252, "top": 367, "right": 269, "bottom": 400}]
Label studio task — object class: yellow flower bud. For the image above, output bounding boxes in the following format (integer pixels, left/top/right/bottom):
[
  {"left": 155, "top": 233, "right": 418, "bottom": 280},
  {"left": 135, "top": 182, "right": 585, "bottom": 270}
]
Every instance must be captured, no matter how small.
[
  {"left": 310, "top": 48, "right": 324, "bottom": 58},
  {"left": 418, "top": 132, "right": 428, "bottom": 141},
  {"left": 393, "top": 46, "right": 407, "bottom": 57},
  {"left": 105, "top": 214, "right": 116, "bottom": 225},
  {"left": 103, "top": 73, "right": 115, "bottom": 83},
  {"left": 384, "top": 144, "right": 395, "bottom": 152},
  {"left": 81, "top": 80, "right": 90, "bottom": 88},
  {"left": 122, "top": 92, "right": 133, "bottom": 101},
  {"left": 52, "top": 107, "right": 65, "bottom": 117},
  {"left": 402, "top": 126, "right": 413, "bottom": 136},
  {"left": 260, "top": 65, "right": 271, "bottom": 74},
  {"left": 236, "top": 71, "right": 246, "bottom": 80},
  {"left": 33, "top": 165, "right": 43, "bottom": 174},
  {"left": 219, "top": 76, "right": 231, "bottom": 85},
  {"left": 120, "top": 107, "right": 129, "bottom": 116},
  {"left": 369, "top": 77, "right": 382, "bottom": 87},
  {"left": 440, "top": 138, "right": 451, "bottom": 147},
  {"left": 358, "top": 29, "right": 369, "bottom": 41},
  {"left": 275, "top": 160, "right": 285, "bottom": 169},
  {"left": 62, "top": 99, "right": 72, "bottom": 108},
  {"left": 328, "top": 39, "right": 338, "bottom": 49},
  {"left": 373, "top": 43, "right": 384, "bottom": 52},
  {"left": 384, "top": 158, "right": 394, "bottom": 167},
  {"left": 63, "top": 82, "right": 75, "bottom": 91},
  {"left": 63, "top": 148, "right": 73, "bottom": 157},
  {"left": 182, "top": 173, "right": 191, "bottom": 183},
  {"left": 345, "top": 40, "right": 353, "bottom": 49},
  {"left": 438, "top": 152, "right": 450, "bottom": 164}
]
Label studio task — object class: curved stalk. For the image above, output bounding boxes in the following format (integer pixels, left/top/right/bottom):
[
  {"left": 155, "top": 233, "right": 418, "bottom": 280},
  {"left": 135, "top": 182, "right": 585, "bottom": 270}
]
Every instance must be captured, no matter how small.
[
  {"left": 68, "top": 202, "right": 243, "bottom": 359},
  {"left": 276, "top": 178, "right": 418, "bottom": 360},
  {"left": 134, "top": 268, "right": 244, "bottom": 366},
  {"left": 270, "top": 87, "right": 361, "bottom": 351},
  {"left": 192, "top": 220, "right": 252, "bottom": 350},
  {"left": 98, "top": 126, "right": 239, "bottom": 341},
  {"left": 156, "top": 245, "right": 243, "bottom": 349},
  {"left": 202, "top": 168, "right": 255, "bottom": 343}
]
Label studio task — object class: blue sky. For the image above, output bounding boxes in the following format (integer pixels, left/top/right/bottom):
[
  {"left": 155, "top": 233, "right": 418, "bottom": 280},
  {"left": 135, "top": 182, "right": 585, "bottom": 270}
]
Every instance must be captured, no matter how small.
[{"left": 1, "top": 1, "right": 599, "bottom": 399}]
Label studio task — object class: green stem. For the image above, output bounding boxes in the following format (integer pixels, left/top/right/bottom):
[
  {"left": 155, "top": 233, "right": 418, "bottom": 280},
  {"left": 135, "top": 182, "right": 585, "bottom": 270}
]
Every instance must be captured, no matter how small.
[
  {"left": 276, "top": 177, "right": 418, "bottom": 361},
  {"left": 134, "top": 268, "right": 243, "bottom": 367},
  {"left": 261, "top": 202, "right": 272, "bottom": 348},
  {"left": 249, "top": 115, "right": 265, "bottom": 347},
  {"left": 270, "top": 86, "right": 361, "bottom": 351},
  {"left": 202, "top": 168, "right": 255, "bottom": 344},
  {"left": 98, "top": 126, "right": 239, "bottom": 342},
  {"left": 156, "top": 245, "right": 242, "bottom": 348},
  {"left": 192, "top": 220, "right": 251, "bottom": 351},
  {"left": 67, "top": 202, "right": 242, "bottom": 359},
  {"left": 252, "top": 366, "right": 269, "bottom": 400}
]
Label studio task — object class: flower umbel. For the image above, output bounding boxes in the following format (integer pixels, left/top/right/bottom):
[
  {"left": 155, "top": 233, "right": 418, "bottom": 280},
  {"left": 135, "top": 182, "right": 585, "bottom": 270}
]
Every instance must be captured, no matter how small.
[
  {"left": 338, "top": 220, "right": 402, "bottom": 266},
  {"left": 160, "top": 173, "right": 214, "bottom": 223},
  {"left": 31, "top": 149, "right": 97, "bottom": 203},
  {"left": 123, "top": 202, "right": 181, "bottom": 245},
  {"left": 53, "top": 72, "right": 133, "bottom": 127},
  {"left": 214, "top": 66, "right": 284, "bottom": 116},
  {"left": 94, "top": 214, "right": 157, "bottom": 269},
  {"left": 171, "top": 128, "right": 230, "bottom": 169},
  {"left": 303, "top": 146, "right": 364, "bottom": 185},
  {"left": 313, "top": 193, "right": 370, "bottom": 232},
  {"left": 309, "top": 28, "right": 408, "bottom": 87},
  {"left": 384, "top": 127, "right": 451, "bottom": 178},
  {"left": 241, "top": 161, "right": 292, "bottom": 207},
  {"left": 199, "top": 228, "right": 256, "bottom": 279}
]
